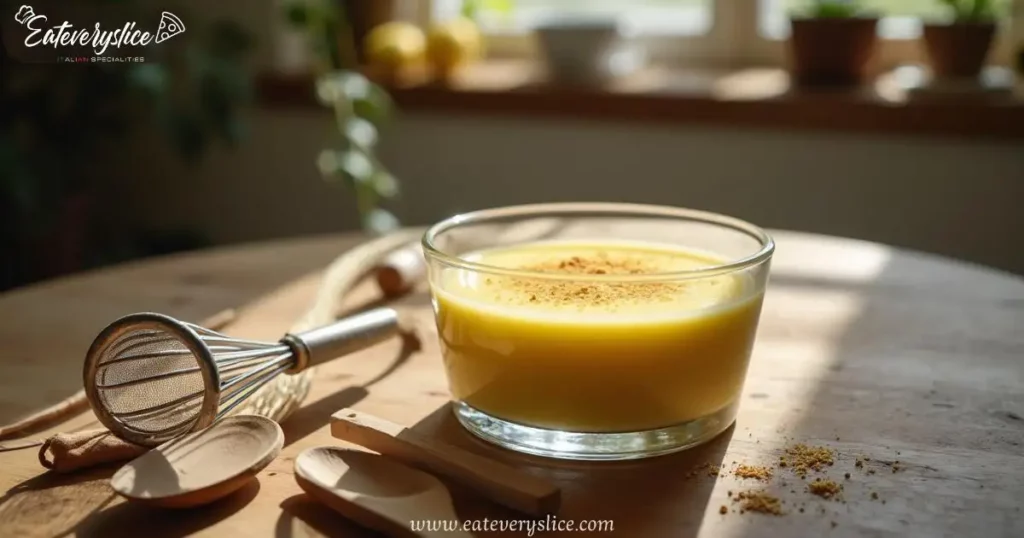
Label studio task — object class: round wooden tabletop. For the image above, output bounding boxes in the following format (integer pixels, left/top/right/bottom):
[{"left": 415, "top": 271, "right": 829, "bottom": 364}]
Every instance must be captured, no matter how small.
[{"left": 0, "top": 230, "right": 1022, "bottom": 538}]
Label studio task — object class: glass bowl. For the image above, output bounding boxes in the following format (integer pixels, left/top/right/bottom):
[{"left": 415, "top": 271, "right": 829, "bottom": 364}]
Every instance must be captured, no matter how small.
[{"left": 422, "top": 202, "right": 774, "bottom": 460}]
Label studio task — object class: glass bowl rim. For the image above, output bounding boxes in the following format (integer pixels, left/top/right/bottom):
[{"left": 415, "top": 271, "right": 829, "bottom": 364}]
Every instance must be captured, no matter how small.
[{"left": 421, "top": 202, "right": 775, "bottom": 282}]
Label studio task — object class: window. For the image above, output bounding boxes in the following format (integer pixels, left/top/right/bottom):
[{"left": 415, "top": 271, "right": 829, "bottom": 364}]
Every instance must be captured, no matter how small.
[
  {"left": 427, "top": 0, "right": 1013, "bottom": 68},
  {"left": 443, "top": 0, "right": 714, "bottom": 36},
  {"left": 431, "top": 0, "right": 725, "bottom": 65}
]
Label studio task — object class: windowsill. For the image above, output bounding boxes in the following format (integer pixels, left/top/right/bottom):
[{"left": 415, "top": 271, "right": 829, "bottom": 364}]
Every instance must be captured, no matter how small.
[{"left": 257, "top": 60, "right": 1024, "bottom": 140}]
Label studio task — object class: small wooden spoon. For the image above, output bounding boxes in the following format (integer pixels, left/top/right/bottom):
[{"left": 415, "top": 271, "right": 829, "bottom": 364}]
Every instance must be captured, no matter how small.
[
  {"left": 111, "top": 415, "right": 283, "bottom": 508},
  {"left": 295, "top": 446, "right": 474, "bottom": 538}
]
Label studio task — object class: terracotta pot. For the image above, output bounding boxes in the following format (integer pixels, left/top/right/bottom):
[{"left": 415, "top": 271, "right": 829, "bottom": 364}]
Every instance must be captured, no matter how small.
[
  {"left": 789, "top": 17, "right": 879, "bottom": 87},
  {"left": 922, "top": 22, "right": 997, "bottom": 79}
]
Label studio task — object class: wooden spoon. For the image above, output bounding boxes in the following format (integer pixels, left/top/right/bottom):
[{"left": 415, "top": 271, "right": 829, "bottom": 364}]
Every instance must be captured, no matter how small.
[
  {"left": 295, "top": 446, "right": 474, "bottom": 538},
  {"left": 111, "top": 415, "right": 283, "bottom": 508}
]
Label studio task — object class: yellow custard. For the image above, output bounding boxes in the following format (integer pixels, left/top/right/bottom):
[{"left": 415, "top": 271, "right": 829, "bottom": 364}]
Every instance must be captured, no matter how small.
[{"left": 431, "top": 240, "right": 765, "bottom": 433}]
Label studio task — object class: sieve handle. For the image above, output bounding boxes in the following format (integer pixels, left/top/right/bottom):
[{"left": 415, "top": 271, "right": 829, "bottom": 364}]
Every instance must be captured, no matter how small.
[{"left": 282, "top": 308, "right": 401, "bottom": 373}]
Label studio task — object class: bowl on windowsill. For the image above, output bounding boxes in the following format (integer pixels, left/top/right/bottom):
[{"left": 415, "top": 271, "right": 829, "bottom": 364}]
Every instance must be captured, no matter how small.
[{"left": 533, "top": 17, "right": 645, "bottom": 87}]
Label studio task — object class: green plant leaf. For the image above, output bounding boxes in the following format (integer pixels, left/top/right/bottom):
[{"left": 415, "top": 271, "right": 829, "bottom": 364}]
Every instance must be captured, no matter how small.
[
  {"left": 362, "top": 208, "right": 401, "bottom": 235},
  {"left": 200, "top": 74, "right": 232, "bottom": 126},
  {"left": 805, "top": 1, "right": 862, "bottom": 18},
  {"left": 207, "top": 20, "right": 253, "bottom": 58},
  {"left": 352, "top": 82, "right": 393, "bottom": 126},
  {"left": 164, "top": 110, "right": 208, "bottom": 163},
  {"left": 462, "top": 0, "right": 514, "bottom": 20},
  {"left": 316, "top": 71, "right": 369, "bottom": 106},
  {"left": 339, "top": 72, "right": 373, "bottom": 101},
  {"left": 936, "top": 0, "right": 1001, "bottom": 20},
  {"left": 286, "top": 14, "right": 399, "bottom": 234},
  {"left": 317, "top": 149, "right": 342, "bottom": 176},
  {"left": 937, "top": 0, "right": 963, "bottom": 18},
  {"left": 371, "top": 170, "right": 400, "bottom": 198},
  {"left": 126, "top": 64, "right": 168, "bottom": 97},
  {"left": 284, "top": 2, "right": 310, "bottom": 27},
  {"left": 344, "top": 117, "right": 378, "bottom": 149},
  {"left": 222, "top": 116, "right": 246, "bottom": 145},
  {"left": 484, "top": 0, "right": 515, "bottom": 14},
  {"left": 338, "top": 149, "right": 375, "bottom": 184},
  {"left": 969, "top": 0, "right": 996, "bottom": 21},
  {"left": 315, "top": 75, "right": 345, "bottom": 106},
  {"left": 0, "top": 137, "right": 37, "bottom": 215}
]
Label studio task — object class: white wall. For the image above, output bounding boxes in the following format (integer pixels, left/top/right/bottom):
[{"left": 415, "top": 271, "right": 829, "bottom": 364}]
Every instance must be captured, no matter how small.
[{"left": 114, "top": 109, "right": 1024, "bottom": 274}]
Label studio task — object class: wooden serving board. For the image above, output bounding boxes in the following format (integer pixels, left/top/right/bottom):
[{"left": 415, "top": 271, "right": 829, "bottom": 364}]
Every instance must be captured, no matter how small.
[{"left": 0, "top": 231, "right": 1023, "bottom": 538}]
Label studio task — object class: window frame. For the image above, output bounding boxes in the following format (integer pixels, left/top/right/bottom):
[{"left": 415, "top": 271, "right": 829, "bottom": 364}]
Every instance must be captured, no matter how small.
[
  {"left": 428, "top": 0, "right": 735, "bottom": 67},
  {"left": 421, "top": 0, "right": 1014, "bottom": 70}
]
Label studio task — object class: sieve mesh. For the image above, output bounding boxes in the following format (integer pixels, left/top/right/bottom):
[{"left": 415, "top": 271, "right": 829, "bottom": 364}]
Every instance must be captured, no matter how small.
[
  {"left": 94, "top": 326, "right": 206, "bottom": 436},
  {"left": 84, "top": 307, "right": 376, "bottom": 447}
]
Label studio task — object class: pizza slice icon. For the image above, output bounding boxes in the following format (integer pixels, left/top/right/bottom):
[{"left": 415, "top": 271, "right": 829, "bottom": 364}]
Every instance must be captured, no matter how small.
[{"left": 155, "top": 11, "right": 185, "bottom": 43}]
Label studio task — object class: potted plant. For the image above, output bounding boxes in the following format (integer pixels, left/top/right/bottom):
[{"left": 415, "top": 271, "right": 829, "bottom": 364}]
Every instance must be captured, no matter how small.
[
  {"left": 788, "top": 1, "right": 881, "bottom": 87},
  {"left": 923, "top": 0, "right": 1001, "bottom": 79}
]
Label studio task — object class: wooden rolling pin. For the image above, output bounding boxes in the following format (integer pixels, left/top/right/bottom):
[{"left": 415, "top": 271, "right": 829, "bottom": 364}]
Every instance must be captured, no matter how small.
[{"left": 374, "top": 243, "right": 425, "bottom": 298}]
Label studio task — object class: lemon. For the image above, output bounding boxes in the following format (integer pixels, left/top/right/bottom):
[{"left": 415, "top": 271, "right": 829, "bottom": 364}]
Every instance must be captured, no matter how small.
[
  {"left": 364, "top": 22, "right": 426, "bottom": 73},
  {"left": 426, "top": 17, "right": 483, "bottom": 76}
]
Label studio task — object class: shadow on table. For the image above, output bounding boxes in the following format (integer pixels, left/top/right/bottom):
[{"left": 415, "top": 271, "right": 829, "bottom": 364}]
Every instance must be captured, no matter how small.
[
  {"left": 0, "top": 464, "right": 120, "bottom": 537},
  {"left": 0, "top": 312, "right": 417, "bottom": 538},
  {"left": 729, "top": 241, "right": 1024, "bottom": 537},
  {"left": 280, "top": 237, "right": 1024, "bottom": 537},
  {"left": 0, "top": 235, "right": 369, "bottom": 427},
  {"left": 425, "top": 404, "right": 732, "bottom": 537},
  {"left": 277, "top": 494, "right": 387, "bottom": 538},
  {"left": 280, "top": 324, "right": 423, "bottom": 448},
  {"left": 0, "top": 462, "right": 260, "bottom": 538},
  {"left": 0, "top": 464, "right": 118, "bottom": 509},
  {"left": 280, "top": 401, "right": 732, "bottom": 538},
  {"left": 78, "top": 480, "right": 261, "bottom": 537}
]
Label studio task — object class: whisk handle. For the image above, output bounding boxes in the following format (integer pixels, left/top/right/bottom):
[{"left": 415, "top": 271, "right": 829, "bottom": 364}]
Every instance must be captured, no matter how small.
[{"left": 283, "top": 307, "right": 401, "bottom": 373}]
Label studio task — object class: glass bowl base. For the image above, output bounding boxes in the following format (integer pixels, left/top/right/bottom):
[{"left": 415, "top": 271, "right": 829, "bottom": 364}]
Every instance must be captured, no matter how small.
[{"left": 453, "top": 400, "right": 738, "bottom": 461}]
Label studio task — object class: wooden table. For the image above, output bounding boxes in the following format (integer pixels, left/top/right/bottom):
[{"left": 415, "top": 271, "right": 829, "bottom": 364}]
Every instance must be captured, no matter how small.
[{"left": 1, "top": 230, "right": 1022, "bottom": 537}]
